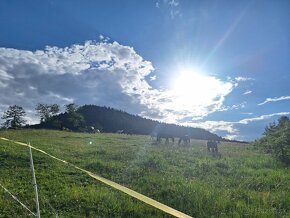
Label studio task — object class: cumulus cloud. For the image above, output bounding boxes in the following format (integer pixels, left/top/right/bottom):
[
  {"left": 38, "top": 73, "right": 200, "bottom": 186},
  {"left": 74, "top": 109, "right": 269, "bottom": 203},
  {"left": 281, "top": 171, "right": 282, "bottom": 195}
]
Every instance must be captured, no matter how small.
[
  {"left": 258, "top": 96, "right": 290, "bottom": 106},
  {"left": 0, "top": 39, "right": 235, "bottom": 125},
  {"left": 0, "top": 40, "right": 154, "bottom": 122},
  {"left": 235, "top": 76, "right": 255, "bottom": 82}
]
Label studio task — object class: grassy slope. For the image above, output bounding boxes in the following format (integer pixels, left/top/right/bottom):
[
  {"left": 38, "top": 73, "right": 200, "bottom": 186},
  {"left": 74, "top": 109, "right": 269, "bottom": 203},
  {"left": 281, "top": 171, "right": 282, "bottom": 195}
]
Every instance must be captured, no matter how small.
[{"left": 0, "top": 129, "right": 289, "bottom": 217}]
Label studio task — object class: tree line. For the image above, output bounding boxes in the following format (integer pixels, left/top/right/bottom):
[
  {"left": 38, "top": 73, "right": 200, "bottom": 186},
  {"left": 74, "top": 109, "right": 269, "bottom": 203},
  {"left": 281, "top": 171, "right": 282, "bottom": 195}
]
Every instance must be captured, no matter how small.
[{"left": 1, "top": 103, "right": 80, "bottom": 128}]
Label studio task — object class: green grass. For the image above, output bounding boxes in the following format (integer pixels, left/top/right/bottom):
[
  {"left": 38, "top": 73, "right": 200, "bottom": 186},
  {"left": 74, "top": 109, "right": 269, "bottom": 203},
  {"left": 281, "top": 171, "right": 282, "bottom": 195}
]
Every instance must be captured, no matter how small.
[{"left": 0, "top": 129, "right": 289, "bottom": 217}]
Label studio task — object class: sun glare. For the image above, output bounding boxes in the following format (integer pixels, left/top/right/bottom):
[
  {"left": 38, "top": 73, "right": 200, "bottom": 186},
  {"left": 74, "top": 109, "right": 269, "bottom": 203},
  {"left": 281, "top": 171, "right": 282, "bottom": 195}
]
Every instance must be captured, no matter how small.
[
  {"left": 168, "top": 69, "right": 232, "bottom": 115},
  {"left": 172, "top": 71, "right": 211, "bottom": 104}
]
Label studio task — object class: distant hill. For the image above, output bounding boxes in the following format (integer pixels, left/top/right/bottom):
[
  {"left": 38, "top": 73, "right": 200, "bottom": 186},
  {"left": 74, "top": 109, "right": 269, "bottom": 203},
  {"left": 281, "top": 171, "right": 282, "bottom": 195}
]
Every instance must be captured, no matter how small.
[{"left": 31, "top": 104, "right": 222, "bottom": 141}]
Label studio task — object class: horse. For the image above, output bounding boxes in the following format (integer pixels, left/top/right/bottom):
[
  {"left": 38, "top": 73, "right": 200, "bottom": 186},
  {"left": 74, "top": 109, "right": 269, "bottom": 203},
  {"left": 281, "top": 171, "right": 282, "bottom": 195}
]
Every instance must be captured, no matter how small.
[
  {"left": 89, "top": 126, "right": 100, "bottom": 133},
  {"left": 178, "top": 135, "right": 190, "bottom": 145},
  {"left": 150, "top": 132, "right": 157, "bottom": 141},
  {"left": 207, "top": 140, "right": 218, "bottom": 153},
  {"left": 116, "top": 130, "right": 124, "bottom": 134},
  {"left": 156, "top": 133, "right": 175, "bottom": 144}
]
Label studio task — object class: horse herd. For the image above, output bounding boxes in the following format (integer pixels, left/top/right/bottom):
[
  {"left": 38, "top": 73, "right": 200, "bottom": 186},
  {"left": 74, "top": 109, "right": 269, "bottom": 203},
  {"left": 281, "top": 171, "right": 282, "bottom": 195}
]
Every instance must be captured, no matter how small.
[
  {"left": 152, "top": 133, "right": 220, "bottom": 153},
  {"left": 154, "top": 133, "right": 191, "bottom": 146},
  {"left": 88, "top": 126, "right": 220, "bottom": 153}
]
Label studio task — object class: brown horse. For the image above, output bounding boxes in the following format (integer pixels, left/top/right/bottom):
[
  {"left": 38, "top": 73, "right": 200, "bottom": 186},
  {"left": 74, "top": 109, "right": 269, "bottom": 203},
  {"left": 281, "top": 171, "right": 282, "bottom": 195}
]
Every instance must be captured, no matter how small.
[{"left": 178, "top": 135, "right": 190, "bottom": 145}]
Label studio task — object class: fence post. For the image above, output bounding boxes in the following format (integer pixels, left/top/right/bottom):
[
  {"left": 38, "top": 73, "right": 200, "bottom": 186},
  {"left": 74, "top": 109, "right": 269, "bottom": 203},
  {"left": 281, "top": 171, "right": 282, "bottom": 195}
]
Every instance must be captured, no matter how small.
[{"left": 29, "top": 142, "right": 41, "bottom": 218}]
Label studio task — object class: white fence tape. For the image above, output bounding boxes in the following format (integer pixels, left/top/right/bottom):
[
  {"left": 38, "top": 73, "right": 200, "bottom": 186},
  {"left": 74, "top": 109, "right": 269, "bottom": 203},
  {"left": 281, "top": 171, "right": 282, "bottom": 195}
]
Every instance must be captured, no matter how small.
[{"left": 0, "top": 182, "right": 36, "bottom": 217}]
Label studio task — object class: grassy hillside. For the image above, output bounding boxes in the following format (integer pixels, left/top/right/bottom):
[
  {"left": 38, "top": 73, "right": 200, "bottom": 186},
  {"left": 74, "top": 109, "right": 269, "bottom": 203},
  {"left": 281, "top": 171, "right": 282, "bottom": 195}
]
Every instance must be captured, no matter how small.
[{"left": 0, "top": 129, "right": 289, "bottom": 217}]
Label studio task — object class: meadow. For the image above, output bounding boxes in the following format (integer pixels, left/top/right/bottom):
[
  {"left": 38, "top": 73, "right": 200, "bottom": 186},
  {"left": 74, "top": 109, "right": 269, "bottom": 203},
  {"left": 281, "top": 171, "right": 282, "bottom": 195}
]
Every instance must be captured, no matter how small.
[{"left": 0, "top": 129, "right": 289, "bottom": 217}]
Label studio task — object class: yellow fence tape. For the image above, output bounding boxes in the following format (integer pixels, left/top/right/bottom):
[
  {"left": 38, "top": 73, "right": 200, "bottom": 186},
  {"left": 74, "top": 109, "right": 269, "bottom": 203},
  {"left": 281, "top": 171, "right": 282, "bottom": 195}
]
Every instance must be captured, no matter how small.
[{"left": 0, "top": 137, "right": 192, "bottom": 218}]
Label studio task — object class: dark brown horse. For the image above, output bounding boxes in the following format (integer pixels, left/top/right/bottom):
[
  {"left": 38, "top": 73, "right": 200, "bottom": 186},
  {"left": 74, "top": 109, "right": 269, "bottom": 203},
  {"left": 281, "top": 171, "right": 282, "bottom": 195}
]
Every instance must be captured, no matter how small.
[
  {"left": 207, "top": 140, "right": 218, "bottom": 153},
  {"left": 156, "top": 133, "right": 175, "bottom": 143},
  {"left": 178, "top": 135, "right": 190, "bottom": 145}
]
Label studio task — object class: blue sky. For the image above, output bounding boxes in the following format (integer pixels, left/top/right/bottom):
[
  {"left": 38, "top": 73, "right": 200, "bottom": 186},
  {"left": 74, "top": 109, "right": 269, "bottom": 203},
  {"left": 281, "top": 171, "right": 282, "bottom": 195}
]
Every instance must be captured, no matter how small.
[{"left": 0, "top": 0, "right": 289, "bottom": 141}]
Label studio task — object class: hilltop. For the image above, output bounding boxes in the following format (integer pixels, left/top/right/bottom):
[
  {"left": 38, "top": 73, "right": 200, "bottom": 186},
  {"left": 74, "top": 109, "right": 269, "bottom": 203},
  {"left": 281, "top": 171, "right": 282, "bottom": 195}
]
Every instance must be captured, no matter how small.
[{"left": 30, "top": 104, "right": 223, "bottom": 141}]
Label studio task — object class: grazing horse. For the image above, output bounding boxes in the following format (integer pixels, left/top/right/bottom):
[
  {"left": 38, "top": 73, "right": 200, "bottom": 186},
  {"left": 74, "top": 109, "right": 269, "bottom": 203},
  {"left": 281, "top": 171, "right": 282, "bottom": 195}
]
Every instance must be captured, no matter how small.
[
  {"left": 150, "top": 133, "right": 157, "bottom": 141},
  {"left": 207, "top": 140, "right": 218, "bottom": 153},
  {"left": 89, "top": 126, "right": 100, "bottom": 133},
  {"left": 116, "top": 130, "right": 124, "bottom": 134},
  {"left": 89, "top": 126, "right": 96, "bottom": 133},
  {"left": 178, "top": 135, "right": 190, "bottom": 145},
  {"left": 156, "top": 133, "right": 175, "bottom": 144}
]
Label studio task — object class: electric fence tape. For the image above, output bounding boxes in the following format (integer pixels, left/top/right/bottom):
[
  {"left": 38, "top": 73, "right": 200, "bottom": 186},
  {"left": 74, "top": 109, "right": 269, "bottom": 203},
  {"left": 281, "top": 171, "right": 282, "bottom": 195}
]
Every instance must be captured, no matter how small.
[
  {"left": 0, "top": 182, "right": 36, "bottom": 217},
  {"left": 0, "top": 137, "right": 192, "bottom": 218}
]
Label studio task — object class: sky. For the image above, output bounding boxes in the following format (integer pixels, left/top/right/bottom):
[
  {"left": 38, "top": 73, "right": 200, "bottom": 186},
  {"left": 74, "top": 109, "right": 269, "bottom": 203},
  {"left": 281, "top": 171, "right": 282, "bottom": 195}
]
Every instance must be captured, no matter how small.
[{"left": 0, "top": 0, "right": 289, "bottom": 141}]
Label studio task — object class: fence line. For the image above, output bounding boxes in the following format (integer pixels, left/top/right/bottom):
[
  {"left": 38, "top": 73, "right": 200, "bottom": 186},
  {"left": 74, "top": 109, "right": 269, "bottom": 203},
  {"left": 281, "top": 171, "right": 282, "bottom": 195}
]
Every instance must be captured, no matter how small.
[
  {"left": 0, "top": 137, "right": 192, "bottom": 218},
  {"left": 0, "top": 182, "right": 36, "bottom": 217}
]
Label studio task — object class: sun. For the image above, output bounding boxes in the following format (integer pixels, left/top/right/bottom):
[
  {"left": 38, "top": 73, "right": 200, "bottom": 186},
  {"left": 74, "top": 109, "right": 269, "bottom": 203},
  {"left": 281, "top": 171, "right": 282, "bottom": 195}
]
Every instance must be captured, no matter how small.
[
  {"left": 172, "top": 70, "right": 212, "bottom": 105},
  {"left": 165, "top": 67, "right": 233, "bottom": 118}
]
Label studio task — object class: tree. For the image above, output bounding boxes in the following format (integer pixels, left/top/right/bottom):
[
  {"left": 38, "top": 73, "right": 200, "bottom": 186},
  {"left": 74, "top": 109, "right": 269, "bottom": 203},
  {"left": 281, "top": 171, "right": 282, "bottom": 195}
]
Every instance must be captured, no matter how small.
[
  {"left": 65, "top": 103, "right": 78, "bottom": 114},
  {"left": 35, "top": 103, "right": 60, "bottom": 122},
  {"left": 1, "top": 105, "right": 26, "bottom": 128},
  {"left": 254, "top": 116, "right": 290, "bottom": 165},
  {"left": 50, "top": 104, "right": 60, "bottom": 116},
  {"left": 64, "top": 103, "right": 84, "bottom": 130}
]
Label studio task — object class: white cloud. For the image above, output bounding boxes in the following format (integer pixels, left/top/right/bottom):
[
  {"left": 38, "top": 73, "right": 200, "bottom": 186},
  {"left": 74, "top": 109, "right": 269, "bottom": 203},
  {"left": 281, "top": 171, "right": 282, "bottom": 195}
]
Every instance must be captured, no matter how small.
[
  {"left": 186, "top": 120, "right": 237, "bottom": 134},
  {"left": 219, "top": 102, "right": 246, "bottom": 112},
  {"left": 150, "top": 75, "right": 157, "bottom": 81},
  {"left": 235, "top": 76, "right": 255, "bottom": 82},
  {"left": 184, "top": 112, "right": 290, "bottom": 140},
  {"left": 238, "top": 112, "right": 290, "bottom": 124},
  {"left": 0, "top": 39, "right": 235, "bottom": 125},
  {"left": 243, "top": 90, "right": 252, "bottom": 95},
  {"left": 0, "top": 69, "right": 14, "bottom": 87},
  {"left": 224, "top": 134, "right": 240, "bottom": 140},
  {"left": 258, "top": 96, "right": 290, "bottom": 106},
  {"left": 241, "top": 112, "right": 253, "bottom": 115}
]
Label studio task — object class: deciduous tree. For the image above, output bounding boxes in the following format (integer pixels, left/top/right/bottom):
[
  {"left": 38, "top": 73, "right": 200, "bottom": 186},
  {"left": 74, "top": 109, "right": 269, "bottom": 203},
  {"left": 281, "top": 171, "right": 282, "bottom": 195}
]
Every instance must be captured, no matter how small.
[
  {"left": 35, "top": 103, "right": 60, "bottom": 122},
  {"left": 1, "top": 105, "right": 26, "bottom": 128}
]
